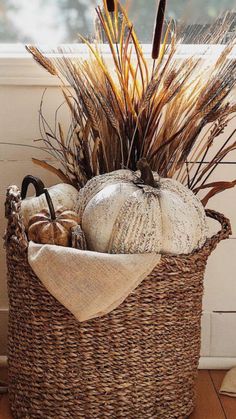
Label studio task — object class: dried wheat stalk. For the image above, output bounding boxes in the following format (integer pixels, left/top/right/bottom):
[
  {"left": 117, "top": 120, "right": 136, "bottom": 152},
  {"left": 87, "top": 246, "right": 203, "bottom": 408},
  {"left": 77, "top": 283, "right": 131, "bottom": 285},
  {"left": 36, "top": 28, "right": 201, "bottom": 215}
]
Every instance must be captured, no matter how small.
[{"left": 26, "top": 0, "right": 236, "bottom": 205}]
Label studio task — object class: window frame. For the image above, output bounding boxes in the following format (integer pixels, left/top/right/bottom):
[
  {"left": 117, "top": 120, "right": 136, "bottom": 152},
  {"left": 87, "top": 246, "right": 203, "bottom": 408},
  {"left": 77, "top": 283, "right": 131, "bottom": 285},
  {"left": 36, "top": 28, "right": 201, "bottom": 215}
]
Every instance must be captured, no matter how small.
[{"left": 0, "top": 43, "right": 235, "bottom": 86}]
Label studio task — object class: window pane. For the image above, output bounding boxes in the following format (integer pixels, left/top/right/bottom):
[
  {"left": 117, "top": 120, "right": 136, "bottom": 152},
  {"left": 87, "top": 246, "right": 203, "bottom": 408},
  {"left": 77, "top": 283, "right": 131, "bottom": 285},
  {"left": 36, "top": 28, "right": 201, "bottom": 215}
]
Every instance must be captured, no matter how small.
[{"left": 0, "top": 0, "right": 235, "bottom": 44}]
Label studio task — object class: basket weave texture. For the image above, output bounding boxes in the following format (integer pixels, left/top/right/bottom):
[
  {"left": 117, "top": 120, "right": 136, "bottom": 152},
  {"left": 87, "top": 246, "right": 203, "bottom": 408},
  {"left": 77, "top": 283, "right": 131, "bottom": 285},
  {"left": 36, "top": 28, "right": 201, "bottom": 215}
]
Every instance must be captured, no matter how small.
[{"left": 4, "top": 186, "right": 231, "bottom": 419}]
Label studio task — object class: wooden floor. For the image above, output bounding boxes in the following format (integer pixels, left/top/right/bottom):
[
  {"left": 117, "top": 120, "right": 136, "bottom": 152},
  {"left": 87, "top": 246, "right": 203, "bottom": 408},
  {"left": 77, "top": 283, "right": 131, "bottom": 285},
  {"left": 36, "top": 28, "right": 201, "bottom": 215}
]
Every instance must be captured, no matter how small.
[{"left": 0, "top": 368, "right": 236, "bottom": 418}]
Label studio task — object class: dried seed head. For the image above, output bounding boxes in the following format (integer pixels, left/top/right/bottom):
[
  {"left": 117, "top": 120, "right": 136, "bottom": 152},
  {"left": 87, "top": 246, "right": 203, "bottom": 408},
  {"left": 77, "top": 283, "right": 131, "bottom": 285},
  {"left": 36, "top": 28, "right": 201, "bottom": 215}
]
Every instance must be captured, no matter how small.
[
  {"left": 66, "top": 152, "right": 76, "bottom": 165},
  {"left": 152, "top": 0, "right": 166, "bottom": 60},
  {"left": 106, "top": 0, "right": 115, "bottom": 13},
  {"left": 26, "top": 46, "right": 57, "bottom": 76},
  {"left": 164, "top": 70, "right": 177, "bottom": 88}
]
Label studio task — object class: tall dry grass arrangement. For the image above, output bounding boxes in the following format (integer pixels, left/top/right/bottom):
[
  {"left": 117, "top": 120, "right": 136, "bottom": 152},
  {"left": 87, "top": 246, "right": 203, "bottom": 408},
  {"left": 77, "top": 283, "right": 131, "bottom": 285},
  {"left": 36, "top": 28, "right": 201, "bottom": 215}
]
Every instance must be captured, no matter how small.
[{"left": 26, "top": 0, "right": 236, "bottom": 205}]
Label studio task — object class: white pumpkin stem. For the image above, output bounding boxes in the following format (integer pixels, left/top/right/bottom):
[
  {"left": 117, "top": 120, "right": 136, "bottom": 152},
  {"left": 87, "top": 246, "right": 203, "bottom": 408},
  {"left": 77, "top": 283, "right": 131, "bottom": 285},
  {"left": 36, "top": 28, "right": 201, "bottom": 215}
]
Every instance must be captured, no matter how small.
[
  {"left": 44, "top": 189, "right": 56, "bottom": 221},
  {"left": 137, "top": 158, "right": 158, "bottom": 188}
]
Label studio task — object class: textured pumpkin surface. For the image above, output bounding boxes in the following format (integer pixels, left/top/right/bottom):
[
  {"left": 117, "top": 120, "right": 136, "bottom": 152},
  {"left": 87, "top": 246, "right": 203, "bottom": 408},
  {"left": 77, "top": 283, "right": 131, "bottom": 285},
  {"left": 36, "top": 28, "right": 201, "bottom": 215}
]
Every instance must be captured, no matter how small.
[
  {"left": 77, "top": 170, "right": 208, "bottom": 255},
  {"left": 28, "top": 210, "right": 79, "bottom": 247},
  {"left": 22, "top": 184, "right": 79, "bottom": 228}
]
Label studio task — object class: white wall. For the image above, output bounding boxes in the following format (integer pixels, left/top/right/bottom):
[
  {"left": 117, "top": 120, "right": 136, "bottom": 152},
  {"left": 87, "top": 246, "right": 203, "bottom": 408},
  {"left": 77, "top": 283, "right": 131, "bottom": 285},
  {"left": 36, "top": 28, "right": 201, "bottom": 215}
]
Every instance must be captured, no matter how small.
[{"left": 0, "top": 54, "right": 236, "bottom": 367}]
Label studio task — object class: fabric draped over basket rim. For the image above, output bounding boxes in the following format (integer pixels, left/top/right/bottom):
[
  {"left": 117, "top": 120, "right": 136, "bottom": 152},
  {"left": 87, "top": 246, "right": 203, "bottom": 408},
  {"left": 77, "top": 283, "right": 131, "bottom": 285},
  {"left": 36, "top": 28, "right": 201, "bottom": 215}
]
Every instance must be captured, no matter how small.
[
  {"left": 28, "top": 242, "right": 161, "bottom": 322},
  {"left": 4, "top": 185, "right": 232, "bottom": 419}
]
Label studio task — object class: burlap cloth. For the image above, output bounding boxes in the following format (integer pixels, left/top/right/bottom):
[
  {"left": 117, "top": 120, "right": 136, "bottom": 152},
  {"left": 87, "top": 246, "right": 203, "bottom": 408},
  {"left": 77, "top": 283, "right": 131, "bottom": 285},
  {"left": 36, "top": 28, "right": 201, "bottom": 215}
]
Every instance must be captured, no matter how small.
[
  {"left": 220, "top": 367, "right": 236, "bottom": 397},
  {"left": 28, "top": 242, "right": 161, "bottom": 322}
]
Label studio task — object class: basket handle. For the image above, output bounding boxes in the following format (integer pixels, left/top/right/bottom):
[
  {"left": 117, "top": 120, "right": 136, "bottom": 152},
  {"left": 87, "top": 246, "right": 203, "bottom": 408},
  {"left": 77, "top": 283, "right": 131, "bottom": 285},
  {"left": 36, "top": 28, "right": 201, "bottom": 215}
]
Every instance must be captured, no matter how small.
[
  {"left": 5, "top": 176, "right": 45, "bottom": 251},
  {"left": 21, "top": 175, "right": 45, "bottom": 199},
  {"left": 4, "top": 185, "right": 28, "bottom": 252},
  {"left": 205, "top": 209, "right": 232, "bottom": 255}
]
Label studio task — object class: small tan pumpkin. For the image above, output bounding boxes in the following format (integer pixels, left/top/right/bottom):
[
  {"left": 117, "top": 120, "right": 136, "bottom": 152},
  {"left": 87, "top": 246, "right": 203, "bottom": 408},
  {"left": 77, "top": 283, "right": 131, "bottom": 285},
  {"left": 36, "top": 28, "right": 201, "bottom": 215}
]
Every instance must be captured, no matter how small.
[
  {"left": 21, "top": 175, "right": 79, "bottom": 228},
  {"left": 28, "top": 188, "right": 80, "bottom": 247}
]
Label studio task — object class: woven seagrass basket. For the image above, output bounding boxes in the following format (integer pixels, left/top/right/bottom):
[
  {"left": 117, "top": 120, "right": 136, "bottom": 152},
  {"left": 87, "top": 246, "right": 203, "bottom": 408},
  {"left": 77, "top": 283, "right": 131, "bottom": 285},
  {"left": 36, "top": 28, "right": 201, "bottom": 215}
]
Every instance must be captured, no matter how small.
[{"left": 4, "top": 185, "right": 231, "bottom": 419}]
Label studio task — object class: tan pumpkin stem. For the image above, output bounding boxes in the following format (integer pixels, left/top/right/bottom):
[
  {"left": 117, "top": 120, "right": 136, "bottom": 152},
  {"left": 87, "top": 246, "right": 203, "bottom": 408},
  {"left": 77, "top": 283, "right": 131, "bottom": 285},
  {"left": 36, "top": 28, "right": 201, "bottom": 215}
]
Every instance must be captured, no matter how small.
[
  {"left": 44, "top": 189, "right": 56, "bottom": 221},
  {"left": 136, "top": 158, "right": 158, "bottom": 188},
  {"left": 21, "top": 175, "right": 45, "bottom": 199}
]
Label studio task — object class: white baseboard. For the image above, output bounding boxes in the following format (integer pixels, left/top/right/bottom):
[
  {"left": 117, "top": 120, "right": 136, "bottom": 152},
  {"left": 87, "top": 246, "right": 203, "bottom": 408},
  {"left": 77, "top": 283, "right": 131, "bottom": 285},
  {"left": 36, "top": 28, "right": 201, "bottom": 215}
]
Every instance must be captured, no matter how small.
[
  {"left": 199, "top": 357, "right": 236, "bottom": 370},
  {"left": 0, "top": 356, "right": 7, "bottom": 367}
]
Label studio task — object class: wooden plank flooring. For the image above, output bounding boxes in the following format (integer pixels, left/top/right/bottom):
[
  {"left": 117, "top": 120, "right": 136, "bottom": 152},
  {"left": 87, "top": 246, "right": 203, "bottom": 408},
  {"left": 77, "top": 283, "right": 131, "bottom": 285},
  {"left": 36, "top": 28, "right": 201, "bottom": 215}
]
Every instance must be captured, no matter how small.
[
  {"left": 210, "top": 371, "right": 236, "bottom": 419},
  {"left": 0, "top": 369, "right": 236, "bottom": 418},
  {"left": 189, "top": 371, "right": 226, "bottom": 419}
]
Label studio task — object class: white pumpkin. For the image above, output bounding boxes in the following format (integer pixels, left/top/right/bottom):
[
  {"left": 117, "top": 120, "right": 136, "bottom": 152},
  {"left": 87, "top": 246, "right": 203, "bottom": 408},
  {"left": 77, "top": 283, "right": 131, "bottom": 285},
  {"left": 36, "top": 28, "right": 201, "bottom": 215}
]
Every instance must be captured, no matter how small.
[
  {"left": 21, "top": 175, "right": 79, "bottom": 229},
  {"left": 77, "top": 160, "right": 208, "bottom": 255}
]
